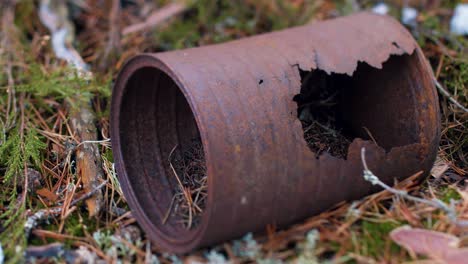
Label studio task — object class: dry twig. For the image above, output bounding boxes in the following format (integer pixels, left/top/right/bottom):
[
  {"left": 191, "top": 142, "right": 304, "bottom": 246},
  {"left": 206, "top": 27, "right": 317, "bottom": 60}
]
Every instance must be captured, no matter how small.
[
  {"left": 24, "top": 181, "right": 107, "bottom": 238},
  {"left": 434, "top": 78, "right": 468, "bottom": 113},
  {"left": 361, "top": 147, "right": 468, "bottom": 227},
  {"left": 38, "top": 0, "right": 105, "bottom": 216},
  {"left": 100, "top": 0, "right": 121, "bottom": 70},
  {"left": 122, "top": 2, "right": 187, "bottom": 35}
]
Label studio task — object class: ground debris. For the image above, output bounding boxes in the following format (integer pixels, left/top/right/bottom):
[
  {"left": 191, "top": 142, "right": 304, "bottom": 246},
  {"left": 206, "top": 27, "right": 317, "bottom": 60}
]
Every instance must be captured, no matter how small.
[
  {"left": 294, "top": 69, "right": 354, "bottom": 159},
  {"left": 167, "top": 138, "right": 207, "bottom": 229}
]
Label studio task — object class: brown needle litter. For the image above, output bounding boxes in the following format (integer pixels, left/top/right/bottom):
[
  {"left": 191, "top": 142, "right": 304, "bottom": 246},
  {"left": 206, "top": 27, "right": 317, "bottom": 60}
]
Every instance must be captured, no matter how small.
[{"left": 165, "top": 138, "right": 208, "bottom": 229}]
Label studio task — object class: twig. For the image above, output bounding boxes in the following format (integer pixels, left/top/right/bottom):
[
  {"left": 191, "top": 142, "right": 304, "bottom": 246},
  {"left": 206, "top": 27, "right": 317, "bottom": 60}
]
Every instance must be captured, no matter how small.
[
  {"left": 24, "top": 181, "right": 108, "bottom": 239},
  {"left": 100, "top": 0, "right": 121, "bottom": 70},
  {"left": 361, "top": 147, "right": 468, "bottom": 227},
  {"left": 38, "top": 0, "right": 105, "bottom": 216},
  {"left": 1, "top": 0, "right": 20, "bottom": 130},
  {"left": 362, "top": 126, "right": 378, "bottom": 146},
  {"left": 162, "top": 194, "right": 176, "bottom": 225},
  {"left": 434, "top": 78, "right": 468, "bottom": 113},
  {"left": 38, "top": 1, "right": 88, "bottom": 74},
  {"left": 76, "top": 138, "right": 111, "bottom": 148},
  {"left": 122, "top": 2, "right": 187, "bottom": 35},
  {"left": 25, "top": 243, "right": 64, "bottom": 259},
  {"left": 70, "top": 181, "right": 108, "bottom": 207}
]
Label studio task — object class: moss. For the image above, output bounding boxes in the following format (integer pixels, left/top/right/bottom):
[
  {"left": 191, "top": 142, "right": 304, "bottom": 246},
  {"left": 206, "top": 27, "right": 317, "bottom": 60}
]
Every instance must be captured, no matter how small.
[
  {"left": 14, "top": 0, "right": 35, "bottom": 30},
  {"left": 155, "top": 0, "right": 319, "bottom": 50},
  {"left": 353, "top": 220, "right": 403, "bottom": 259},
  {"left": 440, "top": 187, "right": 462, "bottom": 204},
  {"left": 102, "top": 149, "right": 114, "bottom": 163},
  {"left": 0, "top": 128, "right": 46, "bottom": 186},
  {"left": 421, "top": 13, "right": 443, "bottom": 32},
  {"left": 59, "top": 212, "right": 97, "bottom": 249},
  {"left": 0, "top": 127, "right": 46, "bottom": 263},
  {"left": 15, "top": 63, "right": 111, "bottom": 103},
  {"left": 438, "top": 58, "right": 467, "bottom": 168},
  {"left": 422, "top": 216, "right": 439, "bottom": 229}
]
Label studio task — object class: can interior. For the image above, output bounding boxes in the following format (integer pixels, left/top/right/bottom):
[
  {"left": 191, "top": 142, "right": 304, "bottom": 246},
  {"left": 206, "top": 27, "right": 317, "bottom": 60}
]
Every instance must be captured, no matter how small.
[
  {"left": 118, "top": 66, "right": 205, "bottom": 239},
  {"left": 294, "top": 53, "right": 421, "bottom": 158}
]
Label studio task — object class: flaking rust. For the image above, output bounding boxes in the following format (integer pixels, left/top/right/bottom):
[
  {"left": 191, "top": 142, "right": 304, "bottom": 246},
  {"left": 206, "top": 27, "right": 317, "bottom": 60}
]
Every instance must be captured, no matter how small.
[{"left": 110, "top": 12, "right": 440, "bottom": 253}]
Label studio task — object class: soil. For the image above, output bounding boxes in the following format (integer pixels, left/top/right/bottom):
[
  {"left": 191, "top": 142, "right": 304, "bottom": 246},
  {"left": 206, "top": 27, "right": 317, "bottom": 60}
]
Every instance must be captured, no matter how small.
[
  {"left": 302, "top": 120, "right": 352, "bottom": 159},
  {"left": 168, "top": 138, "right": 207, "bottom": 229}
]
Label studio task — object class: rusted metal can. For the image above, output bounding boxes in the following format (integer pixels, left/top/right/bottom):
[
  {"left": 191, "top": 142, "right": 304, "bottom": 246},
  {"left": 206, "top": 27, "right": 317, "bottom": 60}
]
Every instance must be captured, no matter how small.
[{"left": 110, "top": 12, "right": 440, "bottom": 253}]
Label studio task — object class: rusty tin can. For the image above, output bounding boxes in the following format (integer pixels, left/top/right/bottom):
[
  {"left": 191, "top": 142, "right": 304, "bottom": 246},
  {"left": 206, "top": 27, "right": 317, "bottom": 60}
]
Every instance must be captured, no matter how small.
[{"left": 110, "top": 12, "right": 440, "bottom": 253}]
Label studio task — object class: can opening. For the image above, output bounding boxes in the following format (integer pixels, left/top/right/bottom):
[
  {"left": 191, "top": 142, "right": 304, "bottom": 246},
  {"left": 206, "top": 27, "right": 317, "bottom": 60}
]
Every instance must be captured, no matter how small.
[
  {"left": 294, "top": 54, "right": 421, "bottom": 159},
  {"left": 118, "top": 66, "right": 207, "bottom": 237}
]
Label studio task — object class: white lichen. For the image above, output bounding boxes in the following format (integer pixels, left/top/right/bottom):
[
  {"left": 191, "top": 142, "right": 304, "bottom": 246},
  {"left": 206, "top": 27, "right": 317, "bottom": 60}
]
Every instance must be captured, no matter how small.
[
  {"left": 205, "top": 250, "right": 228, "bottom": 264},
  {"left": 372, "top": 3, "right": 389, "bottom": 15},
  {"left": 451, "top": 4, "right": 468, "bottom": 35},
  {"left": 232, "top": 233, "right": 261, "bottom": 259},
  {"left": 0, "top": 244, "right": 4, "bottom": 264},
  {"left": 401, "top": 7, "right": 418, "bottom": 26}
]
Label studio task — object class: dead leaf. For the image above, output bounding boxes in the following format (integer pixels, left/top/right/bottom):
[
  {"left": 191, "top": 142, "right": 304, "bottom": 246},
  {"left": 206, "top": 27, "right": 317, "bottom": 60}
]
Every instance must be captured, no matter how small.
[
  {"left": 390, "top": 226, "right": 468, "bottom": 264},
  {"left": 37, "top": 188, "right": 59, "bottom": 202}
]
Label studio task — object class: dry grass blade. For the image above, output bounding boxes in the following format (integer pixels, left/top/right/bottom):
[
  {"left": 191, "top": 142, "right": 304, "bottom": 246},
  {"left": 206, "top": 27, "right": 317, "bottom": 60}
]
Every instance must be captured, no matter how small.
[{"left": 361, "top": 147, "right": 468, "bottom": 227}]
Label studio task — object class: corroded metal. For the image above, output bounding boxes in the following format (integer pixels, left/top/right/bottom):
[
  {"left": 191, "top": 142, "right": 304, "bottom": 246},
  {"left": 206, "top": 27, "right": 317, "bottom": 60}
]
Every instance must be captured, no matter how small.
[{"left": 110, "top": 12, "right": 440, "bottom": 253}]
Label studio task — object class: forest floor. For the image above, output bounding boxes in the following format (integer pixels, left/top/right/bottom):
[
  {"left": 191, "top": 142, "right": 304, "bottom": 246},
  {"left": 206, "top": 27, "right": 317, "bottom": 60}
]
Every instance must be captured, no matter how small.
[{"left": 0, "top": 0, "right": 466, "bottom": 263}]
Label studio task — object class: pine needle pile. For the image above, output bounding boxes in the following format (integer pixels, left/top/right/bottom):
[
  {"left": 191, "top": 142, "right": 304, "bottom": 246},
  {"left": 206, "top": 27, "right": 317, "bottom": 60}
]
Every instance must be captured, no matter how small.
[
  {"left": 295, "top": 70, "right": 353, "bottom": 159},
  {"left": 168, "top": 138, "right": 207, "bottom": 229}
]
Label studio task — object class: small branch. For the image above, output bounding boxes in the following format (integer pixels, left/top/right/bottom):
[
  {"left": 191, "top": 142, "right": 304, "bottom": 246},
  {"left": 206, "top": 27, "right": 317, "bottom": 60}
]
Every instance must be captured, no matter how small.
[
  {"left": 24, "top": 181, "right": 107, "bottom": 238},
  {"left": 361, "top": 147, "right": 468, "bottom": 227},
  {"left": 69, "top": 103, "right": 106, "bottom": 216},
  {"left": 76, "top": 138, "right": 111, "bottom": 148},
  {"left": 70, "top": 181, "right": 108, "bottom": 207},
  {"left": 122, "top": 2, "right": 187, "bottom": 35},
  {"left": 99, "top": 0, "right": 121, "bottom": 70},
  {"left": 38, "top": 1, "right": 88, "bottom": 73},
  {"left": 1, "top": 0, "right": 20, "bottom": 130},
  {"left": 38, "top": 0, "right": 105, "bottom": 216},
  {"left": 434, "top": 78, "right": 468, "bottom": 113},
  {"left": 25, "top": 243, "right": 64, "bottom": 259}
]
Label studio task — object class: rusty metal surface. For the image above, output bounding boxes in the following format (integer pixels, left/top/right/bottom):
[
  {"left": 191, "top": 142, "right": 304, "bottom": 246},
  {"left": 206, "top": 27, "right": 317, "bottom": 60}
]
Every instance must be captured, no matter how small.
[{"left": 110, "top": 12, "right": 440, "bottom": 253}]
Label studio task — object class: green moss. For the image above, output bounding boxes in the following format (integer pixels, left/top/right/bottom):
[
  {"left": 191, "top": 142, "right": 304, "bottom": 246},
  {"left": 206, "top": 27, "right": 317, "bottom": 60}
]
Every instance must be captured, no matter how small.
[
  {"left": 0, "top": 128, "right": 46, "bottom": 185},
  {"left": 155, "top": 0, "right": 319, "bottom": 50},
  {"left": 63, "top": 211, "right": 97, "bottom": 238},
  {"left": 438, "top": 58, "right": 467, "bottom": 167},
  {"left": 15, "top": 63, "right": 111, "bottom": 103},
  {"left": 103, "top": 149, "right": 114, "bottom": 163},
  {"left": 440, "top": 187, "right": 462, "bottom": 203},
  {"left": 14, "top": 0, "right": 35, "bottom": 33},
  {"left": 422, "top": 216, "right": 438, "bottom": 229},
  {"left": 354, "top": 220, "right": 403, "bottom": 258},
  {"left": 0, "top": 127, "right": 46, "bottom": 263},
  {"left": 421, "top": 13, "right": 442, "bottom": 32}
]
